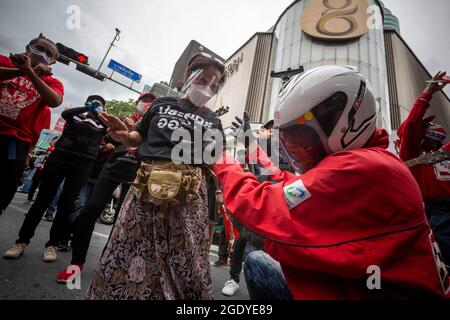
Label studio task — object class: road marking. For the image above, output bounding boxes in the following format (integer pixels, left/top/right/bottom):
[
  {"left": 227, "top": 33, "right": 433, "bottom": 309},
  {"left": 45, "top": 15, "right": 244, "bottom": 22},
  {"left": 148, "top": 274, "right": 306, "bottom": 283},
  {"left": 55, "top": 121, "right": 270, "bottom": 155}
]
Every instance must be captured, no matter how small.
[
  {"left": 7, "top": 204, "right": 223, "bottom": 258},
  {"left": 9, "top": 204, "right": 111, "bottom": 240},
  {"left": 8, "top": 204, "right": 27, "bottom": 214},
  {"left": 93, "top": 232, "right": 109, "bottom": 239}
]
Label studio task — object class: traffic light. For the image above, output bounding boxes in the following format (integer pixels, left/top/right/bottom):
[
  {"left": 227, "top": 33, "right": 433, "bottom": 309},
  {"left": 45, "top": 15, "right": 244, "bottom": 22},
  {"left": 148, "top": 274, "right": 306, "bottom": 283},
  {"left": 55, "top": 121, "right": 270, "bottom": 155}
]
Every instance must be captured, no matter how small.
[
  {"left": 56, "top": 43, "right": 89, "bottom": 65},
  {"left": 76, "top": 53, "right": 88, "bottom": 64},
  {"left": 55, "top": 42, "right": 106, "bottom": 81}
]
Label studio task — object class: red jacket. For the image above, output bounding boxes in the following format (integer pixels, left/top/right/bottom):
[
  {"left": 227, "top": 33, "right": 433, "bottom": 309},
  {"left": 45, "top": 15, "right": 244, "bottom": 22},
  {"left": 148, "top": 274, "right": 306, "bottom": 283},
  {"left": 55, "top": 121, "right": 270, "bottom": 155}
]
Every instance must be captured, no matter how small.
[
  {"left": 397, "top": 93, "right": 450, "bottom": 201},
  {"left": 214, "top": 130, "right": 450, "bottom": 299}
]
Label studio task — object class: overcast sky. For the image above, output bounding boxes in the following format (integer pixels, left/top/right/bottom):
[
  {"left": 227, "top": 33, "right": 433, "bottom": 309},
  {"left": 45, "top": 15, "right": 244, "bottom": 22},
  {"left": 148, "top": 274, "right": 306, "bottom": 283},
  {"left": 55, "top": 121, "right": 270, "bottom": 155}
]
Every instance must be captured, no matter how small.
[{"left": 0, "top": 0, "right": 449, "bottom": 126}]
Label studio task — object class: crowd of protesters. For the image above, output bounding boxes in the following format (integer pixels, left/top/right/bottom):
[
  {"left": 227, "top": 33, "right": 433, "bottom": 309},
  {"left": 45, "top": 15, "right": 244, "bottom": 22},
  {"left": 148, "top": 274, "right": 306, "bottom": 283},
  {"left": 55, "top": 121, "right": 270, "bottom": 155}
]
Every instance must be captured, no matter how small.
[{"left": 1, "top": 33, "right": 450, "bottom": 300}]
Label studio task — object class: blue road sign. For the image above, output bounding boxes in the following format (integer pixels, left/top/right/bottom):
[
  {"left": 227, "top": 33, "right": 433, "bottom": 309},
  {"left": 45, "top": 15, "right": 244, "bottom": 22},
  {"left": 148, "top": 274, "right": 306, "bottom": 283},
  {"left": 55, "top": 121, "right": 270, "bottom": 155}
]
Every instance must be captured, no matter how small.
[{"left": 107, "top": 59, "right": 142, "bottom": 83}]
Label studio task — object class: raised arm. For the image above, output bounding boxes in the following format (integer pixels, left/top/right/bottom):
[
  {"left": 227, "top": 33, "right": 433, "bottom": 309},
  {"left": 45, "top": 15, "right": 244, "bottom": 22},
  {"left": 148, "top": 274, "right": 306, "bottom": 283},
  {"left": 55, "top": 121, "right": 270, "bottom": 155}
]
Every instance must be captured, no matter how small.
[
  {"left": 61, "top": 107, "right": 90, "bottom": 121},
  {"left": 213, "top": 153, "right": 297, "bottom": 242},
  {"left": 0, "top": 66, "right": 23, "bottom": 81},
  {"left": 398, "top": 71, "right": 448, "bottom": 161},
  {"left": 98, "top": 113, "right": 143, "bottom": 147},
  {"left": 11, "top": 53, "right": 62, "bottom": 108}
]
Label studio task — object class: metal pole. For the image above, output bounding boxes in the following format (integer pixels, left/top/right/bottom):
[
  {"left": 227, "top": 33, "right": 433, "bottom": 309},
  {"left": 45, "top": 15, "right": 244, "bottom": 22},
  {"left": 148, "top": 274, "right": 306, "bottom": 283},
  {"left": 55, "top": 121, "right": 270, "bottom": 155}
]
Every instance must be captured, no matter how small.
[
  {"left": 96, "top": 28, "right": 121, "bottom": 75},
  {"left": 107, "top": 77, "right": 141, "bottom": 94}
]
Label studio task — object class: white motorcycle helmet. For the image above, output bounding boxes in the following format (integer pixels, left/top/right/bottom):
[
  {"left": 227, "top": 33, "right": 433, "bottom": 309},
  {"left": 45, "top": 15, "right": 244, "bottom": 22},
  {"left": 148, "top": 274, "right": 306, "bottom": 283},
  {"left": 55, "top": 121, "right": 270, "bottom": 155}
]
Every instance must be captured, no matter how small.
[{"left": 276, "top": 65, "right": 379, "bottom": 172}]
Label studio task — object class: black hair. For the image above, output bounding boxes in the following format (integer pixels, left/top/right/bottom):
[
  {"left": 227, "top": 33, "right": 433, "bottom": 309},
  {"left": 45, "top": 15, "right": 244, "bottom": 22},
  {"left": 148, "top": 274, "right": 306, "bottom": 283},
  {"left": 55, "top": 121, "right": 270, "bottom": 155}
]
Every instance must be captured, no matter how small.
[
  {"left": 29, "top": 34, "right": 58, "bottom": 56},
  {"left": 86, "top": 95, "right": 106, "bottom": 106},
  {"left": 185, "top": 53, "right": 225, "bottom": 84}
]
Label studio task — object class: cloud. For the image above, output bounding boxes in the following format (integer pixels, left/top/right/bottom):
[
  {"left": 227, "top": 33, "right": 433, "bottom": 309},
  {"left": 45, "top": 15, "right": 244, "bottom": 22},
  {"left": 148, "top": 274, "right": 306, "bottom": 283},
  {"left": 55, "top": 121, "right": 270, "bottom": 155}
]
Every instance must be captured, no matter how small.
[{"left": 1, "top": 0, "right": 448, "bottom": 128}]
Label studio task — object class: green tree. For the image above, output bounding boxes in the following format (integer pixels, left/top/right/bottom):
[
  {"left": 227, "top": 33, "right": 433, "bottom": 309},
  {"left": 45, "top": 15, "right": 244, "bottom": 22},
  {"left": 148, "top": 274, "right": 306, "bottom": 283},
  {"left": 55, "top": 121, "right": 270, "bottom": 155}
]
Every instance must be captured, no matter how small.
[
  {"left": 105, "top": 99, "right": 136, "bottom": 118},
  {"left": 160, "top": 81, "right": 169, "bottom": 87}
]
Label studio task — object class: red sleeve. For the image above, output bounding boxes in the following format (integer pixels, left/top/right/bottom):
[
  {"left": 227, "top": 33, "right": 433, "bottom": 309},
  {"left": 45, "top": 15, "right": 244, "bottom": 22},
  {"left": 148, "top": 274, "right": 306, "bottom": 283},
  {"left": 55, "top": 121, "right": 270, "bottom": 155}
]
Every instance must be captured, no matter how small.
[
  {"left": 247, "top": 145, "right": 297, "bottom": 181},
  {"left": 42, "top": 76, "right": 64, "bottom": 101},
  {"left": 442, "top": 143, "right": 450, "bottom": 153},
  {"left": 0, "top": 54, "right": 14, "bottom": 68},
  {"left": 398, "top": 93, "right": 432, "bottom": 161},
  {"left": 213, "top": 153, "right": 300, "bottom": 242}
]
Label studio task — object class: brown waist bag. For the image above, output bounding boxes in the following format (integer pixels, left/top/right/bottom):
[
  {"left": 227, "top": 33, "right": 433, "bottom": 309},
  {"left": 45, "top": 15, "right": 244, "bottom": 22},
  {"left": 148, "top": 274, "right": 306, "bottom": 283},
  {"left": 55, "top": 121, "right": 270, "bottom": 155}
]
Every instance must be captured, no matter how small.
[{"left": 132, "top": 160, "right": 204, "bottom": 219}]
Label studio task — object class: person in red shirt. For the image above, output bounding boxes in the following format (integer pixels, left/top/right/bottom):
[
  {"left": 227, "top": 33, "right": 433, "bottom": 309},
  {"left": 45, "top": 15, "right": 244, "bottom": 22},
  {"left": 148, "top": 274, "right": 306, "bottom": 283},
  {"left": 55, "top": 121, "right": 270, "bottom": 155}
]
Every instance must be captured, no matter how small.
[
  {"left": 0, "top": 33, "right": 64, "bottom": 214},
  {"left": 397, "top": 71, "right": 450, "bottom": 267},
  {"left": 213, "top": 66, "right": 450, "bottom": 300}
]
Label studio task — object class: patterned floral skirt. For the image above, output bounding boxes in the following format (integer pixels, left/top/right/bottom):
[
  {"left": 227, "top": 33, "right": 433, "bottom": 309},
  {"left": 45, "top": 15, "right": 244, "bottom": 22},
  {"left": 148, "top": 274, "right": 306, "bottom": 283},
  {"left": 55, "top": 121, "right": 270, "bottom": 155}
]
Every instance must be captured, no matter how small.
[{"left": 85, "top": 164, "right": 213, "bottom": 300}]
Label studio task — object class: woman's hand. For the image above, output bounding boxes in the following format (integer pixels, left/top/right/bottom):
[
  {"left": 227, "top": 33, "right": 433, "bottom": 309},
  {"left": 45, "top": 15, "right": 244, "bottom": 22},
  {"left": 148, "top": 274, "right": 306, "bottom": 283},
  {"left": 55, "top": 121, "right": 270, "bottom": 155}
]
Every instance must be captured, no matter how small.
[
  {"left": 424, "top": 71, "right": 448, "bottom": 95},
  {"left": 99, "top": 113, "right": 130, "bottom": 143}
]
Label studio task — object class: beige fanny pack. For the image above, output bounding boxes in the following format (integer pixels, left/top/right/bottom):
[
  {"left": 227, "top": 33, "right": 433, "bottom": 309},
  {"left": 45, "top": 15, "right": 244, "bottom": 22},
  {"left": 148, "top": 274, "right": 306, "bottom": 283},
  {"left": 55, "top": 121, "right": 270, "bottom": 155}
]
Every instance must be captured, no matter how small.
[{"left": 132, "top": 161, "right": 204, "bottom": 218}]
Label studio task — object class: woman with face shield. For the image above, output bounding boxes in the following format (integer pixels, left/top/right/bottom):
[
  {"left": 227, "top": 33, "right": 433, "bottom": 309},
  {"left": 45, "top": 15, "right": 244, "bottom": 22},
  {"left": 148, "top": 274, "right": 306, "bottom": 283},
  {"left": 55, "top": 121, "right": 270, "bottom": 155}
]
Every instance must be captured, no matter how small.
[
  {"left": 213, "top": 66, "right": 450, "bottom": 300},
  {"left": 84, "top": 53, "right": 225, "bottom": 300}
]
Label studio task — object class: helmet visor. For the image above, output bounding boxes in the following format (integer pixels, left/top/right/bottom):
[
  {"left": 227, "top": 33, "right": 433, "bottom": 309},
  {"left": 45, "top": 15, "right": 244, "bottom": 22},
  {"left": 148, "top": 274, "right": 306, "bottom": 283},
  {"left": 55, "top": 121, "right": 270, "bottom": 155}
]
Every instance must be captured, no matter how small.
[{"left": 279, "top": 123, "right": 327, "bottom": 173}]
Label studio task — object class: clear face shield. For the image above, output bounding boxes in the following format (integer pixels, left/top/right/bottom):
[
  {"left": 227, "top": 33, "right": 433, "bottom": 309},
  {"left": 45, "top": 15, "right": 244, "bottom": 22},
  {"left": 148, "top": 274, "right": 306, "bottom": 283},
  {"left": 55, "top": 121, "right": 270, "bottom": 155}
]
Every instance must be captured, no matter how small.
[
  {"left": 182, "top": 69, "right": 220, "bottom": 107},
  {"left": 278, "top": 122, "right": 327, "bottom": 173}
]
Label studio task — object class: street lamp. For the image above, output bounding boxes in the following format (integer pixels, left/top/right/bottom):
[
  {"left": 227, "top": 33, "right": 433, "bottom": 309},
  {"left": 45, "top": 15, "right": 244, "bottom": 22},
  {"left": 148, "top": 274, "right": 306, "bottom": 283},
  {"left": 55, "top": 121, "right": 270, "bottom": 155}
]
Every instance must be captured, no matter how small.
[{"left": 96, "top": 28, "right": 121, "bottom": 76}]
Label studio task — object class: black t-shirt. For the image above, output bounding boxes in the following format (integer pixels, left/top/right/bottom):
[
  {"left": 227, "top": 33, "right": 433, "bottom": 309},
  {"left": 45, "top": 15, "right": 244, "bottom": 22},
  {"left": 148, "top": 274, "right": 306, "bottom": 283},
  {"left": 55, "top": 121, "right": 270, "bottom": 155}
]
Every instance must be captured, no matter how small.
[
  {"left": 134, "top": 97, "right": 220, "bottom": 164},
  {"left": 50, "top": 107, "right": 107, "bottom": 167},
  {"left": 100, "top": 144, "right": 140, "bottom": 183},
  {"left": 89, "top": 145, "right": 116, "bottom": 180}
]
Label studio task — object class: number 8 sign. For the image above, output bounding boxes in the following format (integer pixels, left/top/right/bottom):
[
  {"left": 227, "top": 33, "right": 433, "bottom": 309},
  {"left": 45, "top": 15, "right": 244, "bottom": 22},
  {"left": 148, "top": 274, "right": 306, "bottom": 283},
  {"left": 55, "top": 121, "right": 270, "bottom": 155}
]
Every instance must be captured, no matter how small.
[{"left": 301, "top": 0, "right": 370, "bottom": 41}]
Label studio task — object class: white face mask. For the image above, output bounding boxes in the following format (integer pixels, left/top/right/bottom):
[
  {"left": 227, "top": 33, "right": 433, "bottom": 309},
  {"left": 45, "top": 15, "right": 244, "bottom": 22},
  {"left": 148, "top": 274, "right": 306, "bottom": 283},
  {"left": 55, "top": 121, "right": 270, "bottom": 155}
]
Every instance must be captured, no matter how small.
[
  {"left": 29, "top": 47, "right": 52, "bottom": 65},
  {"left": 187, "top": 84, "right": 214, "bottom": 107},
  {"left": 136, "top": 101, "right": 149, "bottom": 115}
]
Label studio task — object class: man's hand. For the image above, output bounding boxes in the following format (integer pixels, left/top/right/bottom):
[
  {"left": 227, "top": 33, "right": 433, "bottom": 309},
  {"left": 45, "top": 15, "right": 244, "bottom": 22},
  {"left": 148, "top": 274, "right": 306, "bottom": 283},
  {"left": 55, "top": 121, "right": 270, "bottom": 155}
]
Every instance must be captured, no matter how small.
[
  {"left": 231, "top": 112, "right": 252, "bottom": 134},
  {"left": 123, "top": 117, "right": 135, "bottom": 130},
  {"left": 9, "top": 53, "right": 27, "bottom": 65},
  {"left": 424, "top": 71, "right": 448, "bottom": 95},
  {"left": 10, "top": 53, "right": 33, "bottom": 75},
  {"left": 99, "top": 113, "right": 130, "bottom": 143},
  {"left": 216, "top": 190, "right": 224, "bottom": 205},
  {"left": 231, "top": 112, "right": 258, "bottom": 154},
  {"left": 104, "top": 143, "right": 116, "bottom": 152},
  {"left": 232, "top": 112, "right": 256, "bottom": 142},
  {"left": 33, "top": 64, "right": 53, "bottom": 77}
]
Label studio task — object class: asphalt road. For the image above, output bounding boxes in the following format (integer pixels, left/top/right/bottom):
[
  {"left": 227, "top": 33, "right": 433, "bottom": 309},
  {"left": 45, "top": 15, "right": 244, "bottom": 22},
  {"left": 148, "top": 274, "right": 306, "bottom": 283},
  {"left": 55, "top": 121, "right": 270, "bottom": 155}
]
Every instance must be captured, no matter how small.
[{"left": 0, "top": 192, "right": 248, "bottom": 300}]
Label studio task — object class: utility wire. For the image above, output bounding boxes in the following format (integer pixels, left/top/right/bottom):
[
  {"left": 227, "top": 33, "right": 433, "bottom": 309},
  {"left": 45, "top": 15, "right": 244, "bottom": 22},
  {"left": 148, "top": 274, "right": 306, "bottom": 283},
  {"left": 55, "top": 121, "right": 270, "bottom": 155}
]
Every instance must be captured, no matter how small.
[{"left": 111, "top": 44, "right": 171, "bottom": 79}]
